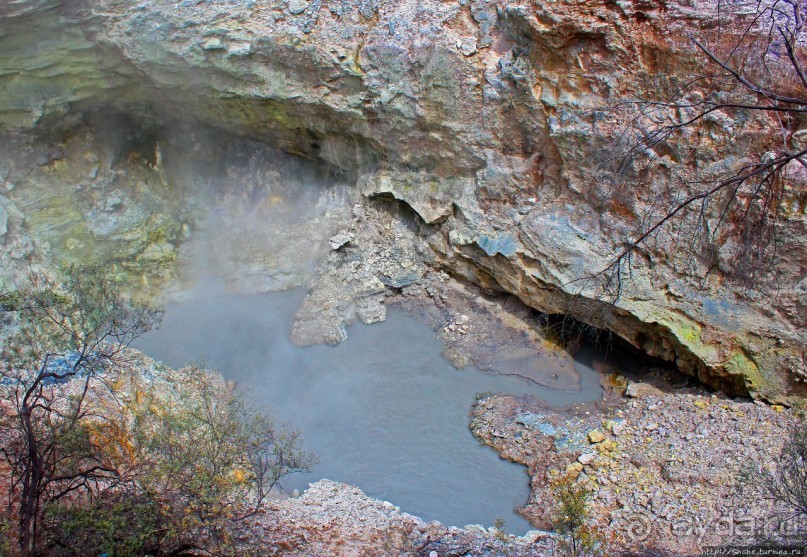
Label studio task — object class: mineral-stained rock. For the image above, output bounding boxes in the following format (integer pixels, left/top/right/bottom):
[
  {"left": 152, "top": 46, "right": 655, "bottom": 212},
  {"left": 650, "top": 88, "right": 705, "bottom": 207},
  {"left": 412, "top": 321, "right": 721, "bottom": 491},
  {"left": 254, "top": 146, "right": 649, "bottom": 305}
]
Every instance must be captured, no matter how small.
[
  {"left": 588, "top": 430, "right": 606, "bottom": 444},
  {"left": 566, "top": 462, "right": 583, "bottom": 479},
  {"left": 0, "top": 0, "right": 804, "bottom": 399}
]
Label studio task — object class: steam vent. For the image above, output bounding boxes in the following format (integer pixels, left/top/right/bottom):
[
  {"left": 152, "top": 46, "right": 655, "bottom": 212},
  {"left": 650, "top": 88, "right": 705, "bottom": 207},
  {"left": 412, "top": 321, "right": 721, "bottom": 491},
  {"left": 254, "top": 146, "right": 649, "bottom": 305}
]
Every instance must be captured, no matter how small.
[{"left": 1, "top": 1, "right": 805, "bottom": 555}]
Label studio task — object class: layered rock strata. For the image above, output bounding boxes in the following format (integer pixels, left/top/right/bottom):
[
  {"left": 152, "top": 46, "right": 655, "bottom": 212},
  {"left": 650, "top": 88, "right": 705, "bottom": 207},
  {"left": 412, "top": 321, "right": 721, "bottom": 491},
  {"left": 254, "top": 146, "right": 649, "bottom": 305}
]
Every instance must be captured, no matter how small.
[{"left": 0, "top": 0, "right": 804, "bottom": 399}]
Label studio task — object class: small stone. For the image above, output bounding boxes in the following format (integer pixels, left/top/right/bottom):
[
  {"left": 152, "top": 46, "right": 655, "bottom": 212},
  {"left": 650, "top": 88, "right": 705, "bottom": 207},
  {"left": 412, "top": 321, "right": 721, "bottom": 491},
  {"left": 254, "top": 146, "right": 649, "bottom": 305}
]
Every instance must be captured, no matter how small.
[
  {"left": 605, "top": 419, "right": 625, "bottom": 436},
  {"left": 596, "top": 439, "right": 618, "bottom": 453},
  {"left": 329, "top": 232, "right": 353, "bottom": 250},
  {"left": 566, "top": 462, "right": 584, "bottom": 479},
  {"left": 578, "top": 452, "right": 596, "bottom": 465},
  {"left": 430, "top": 552, "right": 438, "bottom": 557},
  {"left": 588, "top": 430, "right": 606, "bottom": 444},
  {"left": 288, "top": 0, "right": 309, "bottom": 14},
  {"left": 202, "top": 38, "right": 225, "bottom": 51},
  {"left": 104, "top": 191, "right": 125, "bottom": 212},
  {"left": 625, "top": 382, "right": 663, "bottom": 398},
  {"left": 645, "top": 422, "right": 659, "bottom": 432},
  {"left": 448, "top": 228, "right": 477, "bottom": 246}
]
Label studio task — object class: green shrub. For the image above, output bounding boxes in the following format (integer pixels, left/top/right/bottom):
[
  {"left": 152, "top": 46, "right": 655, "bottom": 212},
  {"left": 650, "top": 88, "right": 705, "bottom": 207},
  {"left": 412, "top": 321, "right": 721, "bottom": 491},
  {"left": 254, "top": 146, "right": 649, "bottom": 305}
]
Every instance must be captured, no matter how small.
[
  {"left": 44, "top": 496, "right": 159, "bottom": 557},
  {"left": 551, "top": 474, "right": 605, "bottom": 557}
]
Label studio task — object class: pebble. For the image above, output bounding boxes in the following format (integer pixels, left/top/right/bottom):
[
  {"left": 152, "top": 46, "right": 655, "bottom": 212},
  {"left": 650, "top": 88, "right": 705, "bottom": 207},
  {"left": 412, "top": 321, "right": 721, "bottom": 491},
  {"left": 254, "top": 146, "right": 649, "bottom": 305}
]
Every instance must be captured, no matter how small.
[
  {"left": 566, "top": 462, "right": 584, "bottom": 479},
  {"left": 588, "top": 429, "right": 606, "bottom": 443},
  {"left": 578, "top": 452, "right": 596, "bottom": 465},
  {"left": 606, "top": 419, "right": 626, "bottom": 435},
  {"left": 329, "top": 232, "right": 353, "bottom": 250},
  {"left": 460, "top": 41, "right": 477, "bottom": 56},
  {"left": 288, "top": 0, "right": 309, "bottom": 14}
]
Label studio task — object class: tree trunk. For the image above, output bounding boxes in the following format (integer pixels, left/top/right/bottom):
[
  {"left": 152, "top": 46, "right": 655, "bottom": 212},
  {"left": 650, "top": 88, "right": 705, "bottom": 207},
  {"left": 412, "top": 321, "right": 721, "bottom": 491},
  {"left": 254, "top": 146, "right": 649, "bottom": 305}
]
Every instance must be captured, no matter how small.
[{"left": 18, "top": 409, "right": 40, "bottom": 557}]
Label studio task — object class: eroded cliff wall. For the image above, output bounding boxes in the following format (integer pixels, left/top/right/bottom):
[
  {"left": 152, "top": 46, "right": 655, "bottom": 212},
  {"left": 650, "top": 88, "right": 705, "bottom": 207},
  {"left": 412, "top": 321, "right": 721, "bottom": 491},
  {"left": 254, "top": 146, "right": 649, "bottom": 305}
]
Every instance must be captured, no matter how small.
[{"left": 0, "top": 0, "right": 804, "bottom": 399}]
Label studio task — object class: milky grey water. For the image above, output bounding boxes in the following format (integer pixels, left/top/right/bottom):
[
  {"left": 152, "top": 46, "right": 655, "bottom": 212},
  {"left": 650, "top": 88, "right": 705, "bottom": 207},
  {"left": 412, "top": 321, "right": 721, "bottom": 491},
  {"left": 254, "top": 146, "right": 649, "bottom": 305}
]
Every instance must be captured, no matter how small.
[{"left": 135, "top": 289, "right": 603, "bottom": 534}]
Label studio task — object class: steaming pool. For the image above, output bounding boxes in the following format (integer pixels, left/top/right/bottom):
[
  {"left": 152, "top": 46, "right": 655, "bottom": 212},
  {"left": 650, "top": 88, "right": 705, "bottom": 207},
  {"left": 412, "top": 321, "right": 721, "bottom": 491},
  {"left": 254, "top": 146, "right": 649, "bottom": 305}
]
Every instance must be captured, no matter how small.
[{"left": 136, "top": 289, "right": 603, "bottom": 534}]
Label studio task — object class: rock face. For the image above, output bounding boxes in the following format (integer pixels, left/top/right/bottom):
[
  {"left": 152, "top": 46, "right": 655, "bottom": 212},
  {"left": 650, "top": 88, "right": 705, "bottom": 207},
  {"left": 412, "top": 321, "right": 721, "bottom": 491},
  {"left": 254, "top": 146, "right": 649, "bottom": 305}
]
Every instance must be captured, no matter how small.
[{"left": 0, "top": 0, "right": 804, "bottom": 399}]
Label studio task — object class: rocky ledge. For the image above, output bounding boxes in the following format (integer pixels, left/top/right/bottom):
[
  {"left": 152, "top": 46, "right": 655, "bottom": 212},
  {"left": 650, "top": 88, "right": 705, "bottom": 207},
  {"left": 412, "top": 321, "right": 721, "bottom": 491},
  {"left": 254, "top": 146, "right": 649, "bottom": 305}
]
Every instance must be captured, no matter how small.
[
  {"left": 472, "top": 370, "right": 796, "bottom": 554},
  {"left": 244, "top": 479, "right": 556, "bottom": 556}
]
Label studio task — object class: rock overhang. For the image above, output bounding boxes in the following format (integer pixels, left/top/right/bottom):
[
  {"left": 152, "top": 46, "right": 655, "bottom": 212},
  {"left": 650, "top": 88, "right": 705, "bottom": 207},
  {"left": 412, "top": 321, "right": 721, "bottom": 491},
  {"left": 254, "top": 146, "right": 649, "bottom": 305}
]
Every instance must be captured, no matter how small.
[{"left": 0, "top": 0, "right": 804, "bottom": 401}]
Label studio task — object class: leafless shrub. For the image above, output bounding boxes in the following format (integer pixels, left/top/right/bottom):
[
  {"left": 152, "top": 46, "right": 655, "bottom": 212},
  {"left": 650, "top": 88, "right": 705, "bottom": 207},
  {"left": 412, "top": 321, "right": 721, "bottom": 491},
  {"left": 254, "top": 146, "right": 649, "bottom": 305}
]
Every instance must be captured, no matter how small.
[{"left": 592, "top": 0, "right": 807, "bottom": 299}]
